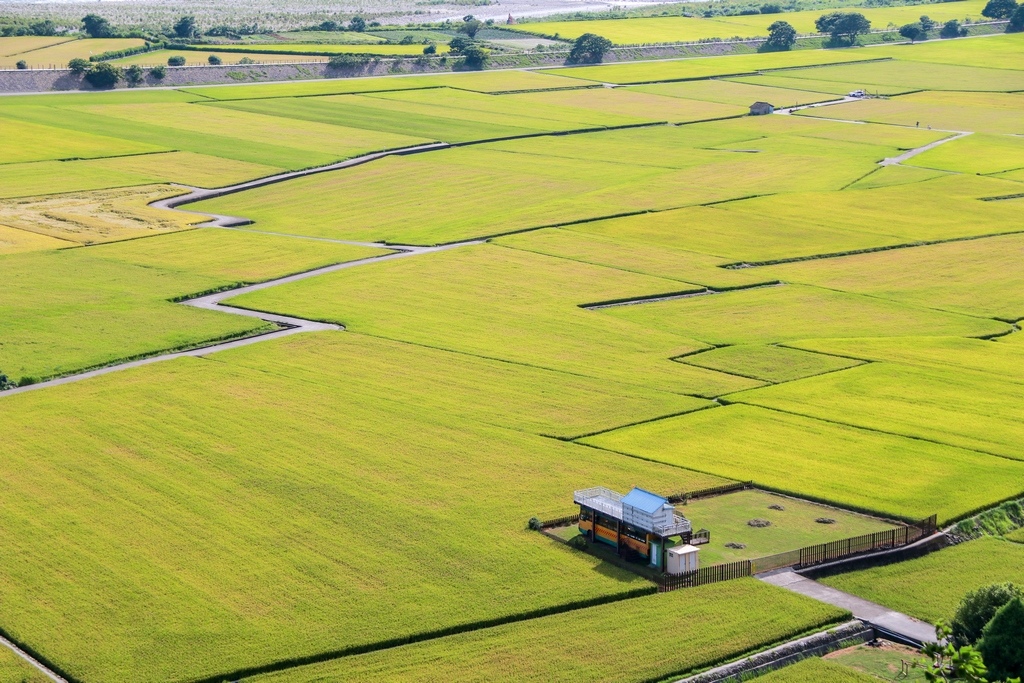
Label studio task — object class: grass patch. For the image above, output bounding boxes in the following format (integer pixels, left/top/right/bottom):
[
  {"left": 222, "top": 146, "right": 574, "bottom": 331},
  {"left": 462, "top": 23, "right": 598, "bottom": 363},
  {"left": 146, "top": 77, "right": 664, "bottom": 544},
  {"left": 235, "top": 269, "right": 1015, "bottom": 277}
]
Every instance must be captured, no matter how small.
[
  {"left": 217, "top": 331, "right": 714, "bottom": 438},
  {"left": 819, "top": 537, "right": 1024, "bottom": 624},
  {"left": 681, "top": 489, "right": 896, "bottom": 565},
  {"left": 0, "top": 348, "right": 726, "bottom": 683},
  {"left": 0, "top": 153, "right": 280, "bottom": 198},
  {"left": 761, "top": 232, "right": 1024, "bottom": 320},
  {"left": 755, "top": 657, "right": 878, "bottom": 683},
  {"left": 872, "top": 33, "right": 1024, "bottom": 71},
  {"left": 240, "top": 580, "right": 848, "bottom": 683},
  {"left": 0, "top": 224, "right": 72, "bottom": 255},
  {"left": 731, "top": 362, "right": 1024, "bottom": 461},
  {"left": 192, "top": 122, "right": 882, "bottom": 246},
  {"left": 908, "top": 133, "right": 1024, "bottom": 175},
  {"left": 789, "top": 337, "right": 1024, "bottom": 385},
  {"left": 546, "top": 51, "right": 884, "bottom": 85},
  {"left": 720, "top": 174, "right": 1024, "bottom": 244},
  {"left": 824, "top": 643, "right": 927, "bottom": 682},
  {"left": 209, "top": 86, "right": 654, "bottom": 143},
  {"left": 0, "top": 38, "right": 144, "bottom": 69},
  {"left": 0, "top": 229, "right": 381, "bottom": 382},
  {"left": 631, "top": 79, "right": 838, "bottom": 108},
  {"left": 182, "top": 70, "right": 589, "bottom": 100},
  {"left": 493, "top": 227, "right": 771, "bottom": 289},
  {"left": 598, "top": 283, "right": 1007, "bottom": 346},
  {"left": 513, "top": 1, "right": 986, "bottom": 44},
  {"left": 680, "top": 344, "right": 863, "bottom": 383},
  {"left": 581, "top": 404, "right": 1024, "bottom": 522},
  {"left": 0, "top": 116, "right": 163, "bottom": 165},
  {"left": 797, "top": 91, "right": 1024, "bottom": 135},
  {"left": 0, "top": 645, "right": 49, "bottom": 683},
  {"left": 225, "top": 243, "right": 761, "bottom": 397},
  {"left": 763, "top": 60, "right": 1024, "bottom": 93}
]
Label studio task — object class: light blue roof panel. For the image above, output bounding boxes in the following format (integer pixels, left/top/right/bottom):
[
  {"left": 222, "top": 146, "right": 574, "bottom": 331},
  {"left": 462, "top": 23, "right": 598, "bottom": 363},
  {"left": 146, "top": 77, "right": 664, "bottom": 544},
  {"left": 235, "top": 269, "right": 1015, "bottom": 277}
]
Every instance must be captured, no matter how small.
[{"left": 621, "top": 487, "right": 668, "bottom": 514}]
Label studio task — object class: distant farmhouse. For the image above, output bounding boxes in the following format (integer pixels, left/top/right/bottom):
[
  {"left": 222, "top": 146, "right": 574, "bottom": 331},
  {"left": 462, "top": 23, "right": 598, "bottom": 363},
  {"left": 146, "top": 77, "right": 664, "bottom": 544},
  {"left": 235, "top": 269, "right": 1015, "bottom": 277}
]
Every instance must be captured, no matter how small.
[
  {"left": 749, "top": 101, "right": 775, "bottom": 115},
  {"left": 574, "top": 486, "right": 698, "bottom": 571}
]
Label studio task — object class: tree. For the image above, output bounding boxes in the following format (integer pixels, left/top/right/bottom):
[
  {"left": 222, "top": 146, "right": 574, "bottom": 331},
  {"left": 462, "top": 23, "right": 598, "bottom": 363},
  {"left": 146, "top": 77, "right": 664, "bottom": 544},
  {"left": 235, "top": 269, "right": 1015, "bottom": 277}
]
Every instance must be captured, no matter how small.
[
  {"left": 899, "top": 22, "right": 927, "bottom": 42},
  {"left": 919, "top": 623, "right": 992, "bottom": 683},
  {"left": 84, "top": 62, "right": 122, "bottom": 88},
  {"left": 82, "top": 14, "right": 113, "bottom": 38},
  {"left": 1010, "top": 5, "right": 1024, "bottom": 31},
  {"left": 349, "top": 16, "right": 366, "bottom": 32},
  {"left": 567, "top": 32, "right": 612, "bottom": 63},
  {"left": 29, "top": 20, "right": 56, "bottom": 36},
  {"left": 68, "top": 57, "right": 90, "bottom": 74},
  {"left": 760, "top": 3, "right": 782, "bottom": 13},
  {"left": 124, "top": 64, "right": 144, "bottom": 85},
  {"left": 952, "top": 584, "right": 1024, "bottom": 647},
  {"left": 982, "top": 0, "right": 1019, "bottom": 18},
  {"left": 173, "top": 16, "right": 199, "bottom": 39},
  {"left": 167, "top": 55, "right": 186, "bottom": 66},
  {"left": 318, "top": 20, "right": 339, "bottom": 31},
  {"left": 423, "top": 43, "right": 437, "bottom": 54},
  {"left": 459, "top": 43, "right": 487, "bottom": 69},
  {"left": 764, "top": 20, "right": 797, "bottom": 49},
  {"left": 940, "top": 19, "right": 968, "bottom": 38},
  {"left": 447, "top": 35, "right": 472, "bottom": 53},
  {"left": 458, "top": 17, "right": 483, "bottom": 38},
  {"left": 978, "top": 598, "right": 1024, "bottom": 682},
  {"left": 815, "top": 11, "right": 872, "bottom": 44},
  {"left": 208, "top": 54, "right": 222, "bottom": 65},
  {"left": 920, "top": 15, "right": 936, "bottom": 30},
  {"left": 15, "top": 60, "right": 27, "bottom": 69},
  {"left": 150, "top": 65, "right": 166, "bottom": 79},
  {"left": 0, "top": 373, "right": 15, "bottom": 391}
]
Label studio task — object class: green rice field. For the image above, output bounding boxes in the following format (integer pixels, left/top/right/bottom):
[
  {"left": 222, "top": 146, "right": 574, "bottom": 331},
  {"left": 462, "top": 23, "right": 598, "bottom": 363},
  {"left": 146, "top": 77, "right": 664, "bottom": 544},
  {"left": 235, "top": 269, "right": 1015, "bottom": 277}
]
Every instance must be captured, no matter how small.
[
  {"left": 512, "top": 0, "right": 987, "bottom": 44},
  {"left": 241, "top": 580, "right": 847, "bottom": 682},
  {"left": 820, "top": 537, "right": 1024, "bottom": 624},
  {"left": 0, "top": 27, "right": 1020, "bottom": 683}
]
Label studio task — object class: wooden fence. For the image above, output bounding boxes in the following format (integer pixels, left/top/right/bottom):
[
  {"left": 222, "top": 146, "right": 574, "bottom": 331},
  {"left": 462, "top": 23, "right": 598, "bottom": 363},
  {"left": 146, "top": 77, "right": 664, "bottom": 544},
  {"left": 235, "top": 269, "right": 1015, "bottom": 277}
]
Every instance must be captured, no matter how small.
[
  {"left": 660, "top": 514, "right": 938, "bottom": 592},
  {"left": 538, "top": 513, "right": 580, "bottom": 529},
  {"left": 797, "top": 514, "right": 937, "bottom": 568},
  {"left": 666, "top": 481, "right": 752, "bottom": 505}
]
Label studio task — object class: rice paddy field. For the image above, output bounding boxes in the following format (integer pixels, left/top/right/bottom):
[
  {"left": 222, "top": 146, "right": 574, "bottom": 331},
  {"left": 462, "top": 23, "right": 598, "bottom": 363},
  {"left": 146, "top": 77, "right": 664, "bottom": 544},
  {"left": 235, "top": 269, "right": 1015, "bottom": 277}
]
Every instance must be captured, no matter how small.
[
  {"left": 511, "top": 0, "right": 987, "bottom": 44},
  {"left": 0, "top": 38, "right": 146, "bottom": 69},
  {"left": 819, "top": 537, "right": 1024, "bottom": 624},
  {"left": 241, "top": 581, "right": 847, "bottom": 682},
  {"left": 0, "top": 25, "right": 1021, "bottom": 683}
]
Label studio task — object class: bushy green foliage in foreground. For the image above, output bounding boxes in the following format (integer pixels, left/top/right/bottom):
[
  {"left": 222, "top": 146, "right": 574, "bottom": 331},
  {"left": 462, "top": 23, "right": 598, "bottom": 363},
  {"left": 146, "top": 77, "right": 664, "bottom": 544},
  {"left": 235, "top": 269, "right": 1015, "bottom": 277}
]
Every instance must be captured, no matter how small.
[{"left": 243, "top": 580, "right": 847, "bottom": 683}]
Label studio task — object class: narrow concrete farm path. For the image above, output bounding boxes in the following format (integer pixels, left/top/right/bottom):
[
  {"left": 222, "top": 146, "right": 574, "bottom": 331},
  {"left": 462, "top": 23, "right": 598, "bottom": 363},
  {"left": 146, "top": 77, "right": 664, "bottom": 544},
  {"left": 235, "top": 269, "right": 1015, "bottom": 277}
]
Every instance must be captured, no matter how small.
[
  {"left": 0, "top": 632, "right": 67, "bottom": 683},
  {"left": 151, "top": 141, "right": 451, "bottom": 230},
  {"left": 1, "top": 140, "right": 491, "bottom": 398},
  {"left": 4, "top": 240, "right": 482, "bottom": 398},
  {"left": 759, "top": 569, "right": 937, "bottom": 646},
  {"left": 879, "top": 130, "right": 973, "bottom": 166},
  {"left": 774, "top": 95, "right": 862, "bottom": 116},
  {"left": 775, "top": 99, "right": 974, "bottom": 168}
]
